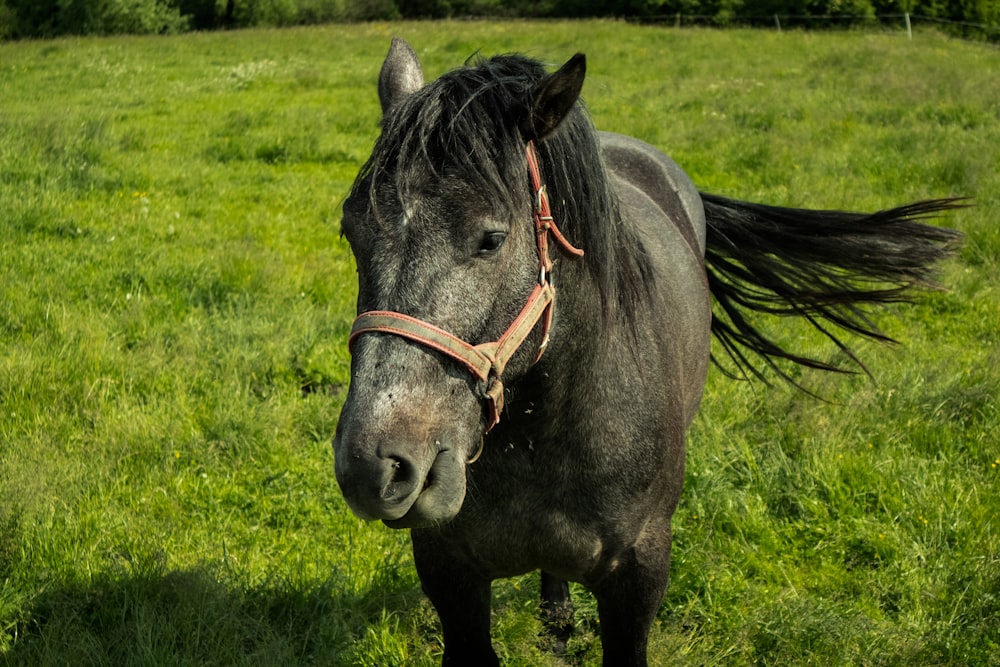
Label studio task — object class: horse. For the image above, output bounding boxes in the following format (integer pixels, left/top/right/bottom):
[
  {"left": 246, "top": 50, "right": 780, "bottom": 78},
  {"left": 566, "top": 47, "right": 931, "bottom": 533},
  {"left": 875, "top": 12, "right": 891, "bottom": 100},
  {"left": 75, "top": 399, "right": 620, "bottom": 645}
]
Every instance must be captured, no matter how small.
[{"left": 332, "top": 38, "right": 962, "bottom": 666}]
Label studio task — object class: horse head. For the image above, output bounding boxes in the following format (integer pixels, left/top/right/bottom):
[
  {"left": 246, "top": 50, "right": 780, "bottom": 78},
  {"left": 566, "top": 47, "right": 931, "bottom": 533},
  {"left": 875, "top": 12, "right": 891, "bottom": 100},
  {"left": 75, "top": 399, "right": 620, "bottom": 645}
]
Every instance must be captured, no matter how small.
[{"left": 333, "top": 39, "right": 586, "bottom": 528}]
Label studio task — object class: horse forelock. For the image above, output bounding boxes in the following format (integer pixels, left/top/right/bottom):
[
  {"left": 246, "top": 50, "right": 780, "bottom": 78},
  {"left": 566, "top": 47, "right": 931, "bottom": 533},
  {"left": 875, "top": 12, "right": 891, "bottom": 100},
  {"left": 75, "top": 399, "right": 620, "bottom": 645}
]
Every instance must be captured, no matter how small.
[
  {"left": 355, "top": 55, "right": 536, "bottom": 221},
  {"left": 351, "top": 52, "right": 654, "bottom": 321}
]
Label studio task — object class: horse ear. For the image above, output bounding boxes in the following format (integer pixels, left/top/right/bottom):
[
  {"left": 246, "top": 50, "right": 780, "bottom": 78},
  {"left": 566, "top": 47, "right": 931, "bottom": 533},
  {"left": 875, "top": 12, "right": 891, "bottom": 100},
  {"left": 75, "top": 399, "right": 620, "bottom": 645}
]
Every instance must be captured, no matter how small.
[
  {"left": 522, "top": 53, "right": 586, "bottom": 142},
  {"left": 378, "top": 38, "right": 424, "bottom": 115}
]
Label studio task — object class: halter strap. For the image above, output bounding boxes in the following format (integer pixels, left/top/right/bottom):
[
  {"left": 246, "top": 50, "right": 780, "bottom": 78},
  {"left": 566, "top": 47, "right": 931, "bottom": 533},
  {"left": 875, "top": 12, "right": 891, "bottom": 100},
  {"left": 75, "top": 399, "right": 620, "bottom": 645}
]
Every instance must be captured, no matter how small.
[
  {"left": 348, "top": 141, "right": 583, "bottom": 435},
  {"left": 526, "top": 139, "right": 585, "bottom": 280}
]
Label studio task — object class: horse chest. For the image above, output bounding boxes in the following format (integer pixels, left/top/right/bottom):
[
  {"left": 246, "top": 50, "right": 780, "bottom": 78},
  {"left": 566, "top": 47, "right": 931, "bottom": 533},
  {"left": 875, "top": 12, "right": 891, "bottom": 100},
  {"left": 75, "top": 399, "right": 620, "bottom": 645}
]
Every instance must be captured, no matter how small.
[{"left": 432, "top": 450, "right": 668, "bottom": 581}]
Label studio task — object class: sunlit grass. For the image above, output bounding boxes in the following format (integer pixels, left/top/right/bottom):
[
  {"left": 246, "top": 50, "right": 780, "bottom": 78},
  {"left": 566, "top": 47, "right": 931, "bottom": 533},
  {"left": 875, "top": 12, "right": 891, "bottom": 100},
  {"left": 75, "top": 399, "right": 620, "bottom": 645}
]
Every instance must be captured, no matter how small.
[{"left": 1, "top": 21, "right": 997, "bottom": 665}]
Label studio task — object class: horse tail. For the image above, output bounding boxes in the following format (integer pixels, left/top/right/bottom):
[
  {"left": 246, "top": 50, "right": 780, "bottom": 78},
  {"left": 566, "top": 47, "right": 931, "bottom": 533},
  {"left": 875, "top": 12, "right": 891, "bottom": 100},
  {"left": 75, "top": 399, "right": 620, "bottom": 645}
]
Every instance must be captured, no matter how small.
[{"left": 700, "top": 192, "right": 965, "bottom": 384}]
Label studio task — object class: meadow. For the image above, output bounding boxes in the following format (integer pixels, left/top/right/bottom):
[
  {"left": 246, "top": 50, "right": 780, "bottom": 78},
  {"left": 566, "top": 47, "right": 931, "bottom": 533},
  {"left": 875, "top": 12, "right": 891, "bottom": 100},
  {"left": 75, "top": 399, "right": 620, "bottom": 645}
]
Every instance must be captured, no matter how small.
[{"left": 1, "top": 20, "right": 998, "bottom": 665}]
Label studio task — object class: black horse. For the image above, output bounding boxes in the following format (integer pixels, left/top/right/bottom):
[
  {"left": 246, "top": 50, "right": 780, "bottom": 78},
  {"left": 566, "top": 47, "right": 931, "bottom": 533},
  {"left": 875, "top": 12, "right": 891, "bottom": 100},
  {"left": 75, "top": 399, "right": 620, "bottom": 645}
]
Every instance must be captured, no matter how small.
[{"left": 333, "top": 39, "right": 961, "bottom": 666}]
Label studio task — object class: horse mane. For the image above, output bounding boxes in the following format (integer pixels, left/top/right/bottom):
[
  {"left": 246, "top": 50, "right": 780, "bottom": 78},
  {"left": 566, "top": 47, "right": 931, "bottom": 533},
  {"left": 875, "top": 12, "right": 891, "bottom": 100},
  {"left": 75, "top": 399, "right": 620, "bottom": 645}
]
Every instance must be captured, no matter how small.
[{"left": 352, "top": 53, "right": 654, "bottom": 321}]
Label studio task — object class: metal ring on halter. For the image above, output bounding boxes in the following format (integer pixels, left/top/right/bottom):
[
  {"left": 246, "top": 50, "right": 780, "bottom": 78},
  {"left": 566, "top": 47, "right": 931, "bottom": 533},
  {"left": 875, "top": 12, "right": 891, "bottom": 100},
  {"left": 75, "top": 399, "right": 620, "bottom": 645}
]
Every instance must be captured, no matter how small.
[
  {"left": 535, "top": 184, "right": 546, "bottom": 212},
  {"left": 467, "top": 437, "right": 485, "bottom": 464}
]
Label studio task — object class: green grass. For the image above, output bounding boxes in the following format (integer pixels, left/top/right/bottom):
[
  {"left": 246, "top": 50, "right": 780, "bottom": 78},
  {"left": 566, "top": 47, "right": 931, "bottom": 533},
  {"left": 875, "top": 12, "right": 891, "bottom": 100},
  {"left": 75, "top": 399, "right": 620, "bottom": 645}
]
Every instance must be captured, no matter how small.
[{"left": 1, "top": 20, "right": 998, "bottom": 666}]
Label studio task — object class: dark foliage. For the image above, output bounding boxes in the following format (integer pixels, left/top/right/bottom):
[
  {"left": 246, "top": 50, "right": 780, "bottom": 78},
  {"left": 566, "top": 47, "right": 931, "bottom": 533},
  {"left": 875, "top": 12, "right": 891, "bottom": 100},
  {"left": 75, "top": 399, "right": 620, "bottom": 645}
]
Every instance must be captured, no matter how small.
[{"left": 1, "top": 0, "right": 996, "bottom": 39}]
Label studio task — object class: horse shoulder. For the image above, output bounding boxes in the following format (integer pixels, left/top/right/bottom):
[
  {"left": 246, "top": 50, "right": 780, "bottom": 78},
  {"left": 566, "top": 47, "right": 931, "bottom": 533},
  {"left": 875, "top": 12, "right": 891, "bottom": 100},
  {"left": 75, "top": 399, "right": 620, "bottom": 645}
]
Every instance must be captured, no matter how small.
[{"left": 598, "top": 132, "right": 711, "bottom": 430}]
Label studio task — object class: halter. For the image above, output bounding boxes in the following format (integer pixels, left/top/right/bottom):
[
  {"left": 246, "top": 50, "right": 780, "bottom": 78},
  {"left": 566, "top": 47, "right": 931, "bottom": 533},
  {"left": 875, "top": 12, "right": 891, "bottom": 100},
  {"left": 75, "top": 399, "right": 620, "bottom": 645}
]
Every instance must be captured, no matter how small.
[{"left": 348, "top": 141, "right": 585, "bottom": 437}]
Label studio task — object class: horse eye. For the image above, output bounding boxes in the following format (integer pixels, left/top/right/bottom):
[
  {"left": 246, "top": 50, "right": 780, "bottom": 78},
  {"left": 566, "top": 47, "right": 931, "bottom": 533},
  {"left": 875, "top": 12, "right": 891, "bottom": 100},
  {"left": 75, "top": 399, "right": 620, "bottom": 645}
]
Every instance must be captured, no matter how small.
[{"left": 478, "top": 232, "right": 506, "bottom": 256}]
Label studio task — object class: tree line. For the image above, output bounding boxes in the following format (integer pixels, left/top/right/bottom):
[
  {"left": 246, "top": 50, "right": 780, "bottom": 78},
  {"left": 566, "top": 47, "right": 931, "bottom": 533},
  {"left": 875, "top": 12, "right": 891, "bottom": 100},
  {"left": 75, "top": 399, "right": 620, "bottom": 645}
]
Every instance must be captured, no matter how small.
[{"left": 1, "top": 0, "right": 996, "bottom": 39}]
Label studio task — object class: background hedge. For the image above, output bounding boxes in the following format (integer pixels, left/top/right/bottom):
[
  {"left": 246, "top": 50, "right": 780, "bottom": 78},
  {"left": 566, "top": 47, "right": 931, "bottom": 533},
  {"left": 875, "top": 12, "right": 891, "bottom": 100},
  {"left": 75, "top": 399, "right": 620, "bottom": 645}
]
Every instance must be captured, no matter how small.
[{"left": 1, "top": 0, "right": 997, "bottom": 39}]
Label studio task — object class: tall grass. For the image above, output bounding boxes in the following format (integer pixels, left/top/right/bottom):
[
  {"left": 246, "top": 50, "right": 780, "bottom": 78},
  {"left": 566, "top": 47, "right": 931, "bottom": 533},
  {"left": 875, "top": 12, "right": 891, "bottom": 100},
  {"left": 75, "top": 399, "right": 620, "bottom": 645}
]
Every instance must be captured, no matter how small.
[{"left": 1, "top": 21, "right": 997, "bottom": 665}]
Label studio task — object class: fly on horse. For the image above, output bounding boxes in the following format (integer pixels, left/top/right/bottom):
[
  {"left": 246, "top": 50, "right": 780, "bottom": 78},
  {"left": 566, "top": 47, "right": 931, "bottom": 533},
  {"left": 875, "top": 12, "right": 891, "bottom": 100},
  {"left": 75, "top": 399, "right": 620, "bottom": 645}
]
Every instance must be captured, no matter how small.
[{"left": 333, "top": 39, "right": 962, "bottom": 666}]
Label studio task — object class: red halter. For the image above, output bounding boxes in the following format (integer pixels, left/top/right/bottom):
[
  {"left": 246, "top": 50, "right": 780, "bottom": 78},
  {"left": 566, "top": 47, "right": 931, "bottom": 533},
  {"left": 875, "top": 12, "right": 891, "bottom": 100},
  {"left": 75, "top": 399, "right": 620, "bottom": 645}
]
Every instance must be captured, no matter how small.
[{"left": 348, "top": 141, "right": 584, "bottom": 435}]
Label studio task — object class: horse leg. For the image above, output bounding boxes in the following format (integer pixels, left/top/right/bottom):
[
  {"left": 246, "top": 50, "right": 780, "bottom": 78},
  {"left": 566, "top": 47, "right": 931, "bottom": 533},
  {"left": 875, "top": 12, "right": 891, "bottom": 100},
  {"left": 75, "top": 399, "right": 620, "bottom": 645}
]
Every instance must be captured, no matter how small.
[
  {"left": 540, "top": 571, "right": 574, "bottom": 653},
  {"left": 590, "top": 528, "right": 673, "bottom": 667},
  {"left": 411, "top": 533, "right": 498, "bottom": 667}
]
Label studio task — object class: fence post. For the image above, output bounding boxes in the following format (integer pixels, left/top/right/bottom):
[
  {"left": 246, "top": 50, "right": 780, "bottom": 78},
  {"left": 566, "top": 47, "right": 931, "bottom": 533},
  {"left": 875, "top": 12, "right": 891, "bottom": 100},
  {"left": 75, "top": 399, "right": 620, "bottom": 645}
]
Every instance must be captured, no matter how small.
[
  {"left": 905, "top": 12, "right": 912, "bottom": 40},
  {"left": 775, "top": 14, "right": 781, "bottom": 31}
]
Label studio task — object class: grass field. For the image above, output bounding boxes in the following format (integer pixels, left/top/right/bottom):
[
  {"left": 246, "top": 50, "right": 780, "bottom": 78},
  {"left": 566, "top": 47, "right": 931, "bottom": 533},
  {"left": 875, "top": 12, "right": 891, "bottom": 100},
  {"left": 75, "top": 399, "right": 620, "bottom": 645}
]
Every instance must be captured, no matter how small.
[{"left": 1, "top": 20, "right": 998, "bottom": 666}]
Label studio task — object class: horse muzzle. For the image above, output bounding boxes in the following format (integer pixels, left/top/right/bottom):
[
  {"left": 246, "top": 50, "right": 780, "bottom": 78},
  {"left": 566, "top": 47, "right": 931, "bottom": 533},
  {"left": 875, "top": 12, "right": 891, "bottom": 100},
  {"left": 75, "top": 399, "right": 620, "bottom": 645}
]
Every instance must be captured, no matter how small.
[{"left": 334, "top": 434, "right": 468, "bottom": 528}]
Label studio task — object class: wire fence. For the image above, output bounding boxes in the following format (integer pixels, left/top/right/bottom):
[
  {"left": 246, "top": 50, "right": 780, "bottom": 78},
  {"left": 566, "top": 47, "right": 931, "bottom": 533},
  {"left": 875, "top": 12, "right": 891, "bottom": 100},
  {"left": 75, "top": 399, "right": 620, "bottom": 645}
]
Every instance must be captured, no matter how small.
[{"left": 634, "top": 12, "right": 1000, "bottom": 41}]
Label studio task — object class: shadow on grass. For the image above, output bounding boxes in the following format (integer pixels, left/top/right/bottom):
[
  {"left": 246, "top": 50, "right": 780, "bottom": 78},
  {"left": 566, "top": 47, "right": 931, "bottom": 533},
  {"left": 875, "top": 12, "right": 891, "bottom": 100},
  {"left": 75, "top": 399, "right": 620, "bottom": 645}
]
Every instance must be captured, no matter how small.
[{"left": 3, "top": 564, "right": 432, "bottom": 666}]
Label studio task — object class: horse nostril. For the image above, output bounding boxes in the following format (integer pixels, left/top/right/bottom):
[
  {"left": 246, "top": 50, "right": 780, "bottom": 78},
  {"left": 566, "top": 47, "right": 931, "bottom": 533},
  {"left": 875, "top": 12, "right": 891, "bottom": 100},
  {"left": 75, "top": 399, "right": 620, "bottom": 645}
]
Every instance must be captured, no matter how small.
[{"left": 380, "top": 455, "right": 418, "bottom": 501}]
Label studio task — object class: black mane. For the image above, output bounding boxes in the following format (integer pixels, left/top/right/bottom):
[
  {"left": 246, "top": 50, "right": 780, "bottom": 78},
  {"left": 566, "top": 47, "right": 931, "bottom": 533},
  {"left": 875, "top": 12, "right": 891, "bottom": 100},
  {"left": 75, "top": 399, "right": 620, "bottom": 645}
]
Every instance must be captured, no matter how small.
[{"left": 352, "top": 53, "right": 654, "bottom": 319}]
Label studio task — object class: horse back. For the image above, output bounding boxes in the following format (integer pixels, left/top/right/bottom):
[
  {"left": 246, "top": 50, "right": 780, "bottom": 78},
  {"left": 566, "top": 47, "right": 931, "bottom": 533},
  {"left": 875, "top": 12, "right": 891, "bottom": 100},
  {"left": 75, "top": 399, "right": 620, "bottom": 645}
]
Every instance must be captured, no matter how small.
[{"left": 599, "top": 131, "right": 706, "bottom": 256}]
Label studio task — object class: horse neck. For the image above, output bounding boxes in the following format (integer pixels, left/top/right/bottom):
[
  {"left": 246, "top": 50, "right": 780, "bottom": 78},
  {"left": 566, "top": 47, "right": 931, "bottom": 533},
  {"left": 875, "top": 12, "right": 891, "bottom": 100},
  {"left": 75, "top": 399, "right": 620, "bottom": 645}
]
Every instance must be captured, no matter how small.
[{"left": 507, "top": 254, "right": 611, "bottom": 430}]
